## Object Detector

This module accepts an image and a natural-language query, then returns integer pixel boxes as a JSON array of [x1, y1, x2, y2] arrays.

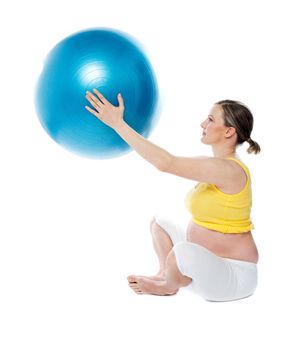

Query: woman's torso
[[185, 157, 259, 263], [186, 220, 259, 263]]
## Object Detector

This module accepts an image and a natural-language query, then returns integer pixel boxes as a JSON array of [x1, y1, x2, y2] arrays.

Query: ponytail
[[246, 138, 261, 154]]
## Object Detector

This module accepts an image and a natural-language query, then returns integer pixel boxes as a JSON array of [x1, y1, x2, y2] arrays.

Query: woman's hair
[[216, 100, 261, 154]]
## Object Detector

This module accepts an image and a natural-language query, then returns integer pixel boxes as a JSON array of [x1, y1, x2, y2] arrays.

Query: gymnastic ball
[[35, 28, 159, 159]]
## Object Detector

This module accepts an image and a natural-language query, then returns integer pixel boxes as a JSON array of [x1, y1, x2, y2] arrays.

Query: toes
[[127, 275, 135, 283], [127, 275, 138, 283], [129, 283, 140, 290], [133, 288, 143, 294], [127, 275, 143, 294], [128, 283, 142, 294], [134, 276, 144, 286]]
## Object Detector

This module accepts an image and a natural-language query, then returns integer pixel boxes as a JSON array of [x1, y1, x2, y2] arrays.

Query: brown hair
[[216, 100, 261, 154]]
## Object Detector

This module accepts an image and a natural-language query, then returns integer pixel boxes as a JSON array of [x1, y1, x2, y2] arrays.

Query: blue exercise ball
[[35, 28, 159, 159]]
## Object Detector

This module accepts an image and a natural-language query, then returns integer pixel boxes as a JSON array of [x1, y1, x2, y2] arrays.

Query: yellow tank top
[[185, 157, 254, 234]]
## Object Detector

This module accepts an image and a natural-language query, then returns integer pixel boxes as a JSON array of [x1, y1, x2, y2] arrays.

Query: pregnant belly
[[186, 221, 259, 263]]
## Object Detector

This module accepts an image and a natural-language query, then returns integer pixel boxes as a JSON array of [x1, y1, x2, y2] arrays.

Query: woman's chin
[[200, 136, 208, 144]]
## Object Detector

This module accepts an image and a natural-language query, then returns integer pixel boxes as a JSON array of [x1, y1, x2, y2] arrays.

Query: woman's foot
[[127, 275, 178, 296], [134, 273, 166, 281]]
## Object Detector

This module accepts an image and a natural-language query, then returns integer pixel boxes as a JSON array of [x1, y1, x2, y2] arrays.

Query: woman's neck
[[212, 145, 237, 158]]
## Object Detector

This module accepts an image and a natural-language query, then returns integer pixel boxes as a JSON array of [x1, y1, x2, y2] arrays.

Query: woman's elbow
[[156, 153, 173, 173]]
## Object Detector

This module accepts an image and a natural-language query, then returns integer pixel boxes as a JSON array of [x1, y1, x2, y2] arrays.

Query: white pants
[[154, 215, 258, 302]]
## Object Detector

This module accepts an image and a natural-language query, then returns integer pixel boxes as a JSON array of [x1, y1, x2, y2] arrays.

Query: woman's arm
[[85, 89, 239, 187], [113, 121, 172, 171]]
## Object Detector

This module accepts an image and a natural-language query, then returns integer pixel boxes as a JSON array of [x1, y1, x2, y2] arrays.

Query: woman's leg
[[128, 220, 258, 299], [128, 217, 192, 295], [150, 218, 174, 277], [128, 218, 174, 284], [135, 215, 186, 280], [172, 241, 258, 301]]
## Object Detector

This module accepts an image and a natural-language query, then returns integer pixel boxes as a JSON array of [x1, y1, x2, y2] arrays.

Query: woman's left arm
[[85, 89, 238, 187], [85, 89, 172, 171]]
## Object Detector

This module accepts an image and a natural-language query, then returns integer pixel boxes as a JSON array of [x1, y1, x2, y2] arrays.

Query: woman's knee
[[150, 216, 165, 232], [150, 217, 157, 234], [150, 216, 167, 236]]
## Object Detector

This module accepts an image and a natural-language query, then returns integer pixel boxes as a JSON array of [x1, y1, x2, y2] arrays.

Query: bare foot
[[134, 274, 166, 281], [127, 275, 178, 296]]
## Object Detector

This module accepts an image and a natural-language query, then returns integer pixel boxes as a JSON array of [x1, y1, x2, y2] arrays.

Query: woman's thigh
[[173, 241, 258, 302], [154, 215, 187, 245]]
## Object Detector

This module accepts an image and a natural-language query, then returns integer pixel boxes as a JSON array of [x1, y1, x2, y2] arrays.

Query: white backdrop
[[1, 0, 290, 349]]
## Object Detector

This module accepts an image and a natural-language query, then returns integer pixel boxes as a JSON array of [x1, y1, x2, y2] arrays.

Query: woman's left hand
[[85, 89, 125, 130]]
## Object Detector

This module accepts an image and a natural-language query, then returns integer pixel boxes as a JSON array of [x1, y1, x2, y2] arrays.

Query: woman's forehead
[[209, 104, 224, 118]]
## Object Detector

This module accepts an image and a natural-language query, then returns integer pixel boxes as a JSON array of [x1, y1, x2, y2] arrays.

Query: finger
[[93, 88, 109, 105], [86, 94, 101, 112], [86, 92, 102, 109], [117, 93, 124, 109], [85, 105, 100, 118]]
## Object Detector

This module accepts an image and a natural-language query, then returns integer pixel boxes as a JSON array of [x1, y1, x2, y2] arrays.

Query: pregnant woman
[[85, 89, 260, 302]]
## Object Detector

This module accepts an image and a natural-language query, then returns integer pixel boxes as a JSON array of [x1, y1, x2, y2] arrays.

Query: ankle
[[157, 270, 166, 278], [161, 280, 179, 294]]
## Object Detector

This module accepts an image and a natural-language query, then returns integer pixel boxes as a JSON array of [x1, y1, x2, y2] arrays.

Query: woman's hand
[[85, 88, 172, 170], [85, 89, 125, 130]]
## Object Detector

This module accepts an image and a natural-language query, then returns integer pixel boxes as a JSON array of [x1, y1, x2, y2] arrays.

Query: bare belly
[[186, 221, 259, 263]]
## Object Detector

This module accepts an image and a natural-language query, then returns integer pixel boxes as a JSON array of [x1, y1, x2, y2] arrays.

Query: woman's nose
[[200, 119, 207, 128]]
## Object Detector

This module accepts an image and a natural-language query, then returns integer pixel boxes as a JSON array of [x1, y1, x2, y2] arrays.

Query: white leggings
[[154, 215, 258, 302]]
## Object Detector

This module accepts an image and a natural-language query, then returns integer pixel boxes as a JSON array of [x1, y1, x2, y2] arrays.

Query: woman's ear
[[225, 126, 236, 139]]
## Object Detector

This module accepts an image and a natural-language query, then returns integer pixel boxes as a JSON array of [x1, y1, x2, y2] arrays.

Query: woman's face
[[200, 104, 230, 145]]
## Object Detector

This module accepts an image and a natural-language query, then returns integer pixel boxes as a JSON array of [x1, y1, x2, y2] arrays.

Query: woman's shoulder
[[226, 156, 250, 176], [217, 157, 250, 194]]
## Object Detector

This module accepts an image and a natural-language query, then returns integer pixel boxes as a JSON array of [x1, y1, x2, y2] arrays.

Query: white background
[[1, 0, 290, 349]]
